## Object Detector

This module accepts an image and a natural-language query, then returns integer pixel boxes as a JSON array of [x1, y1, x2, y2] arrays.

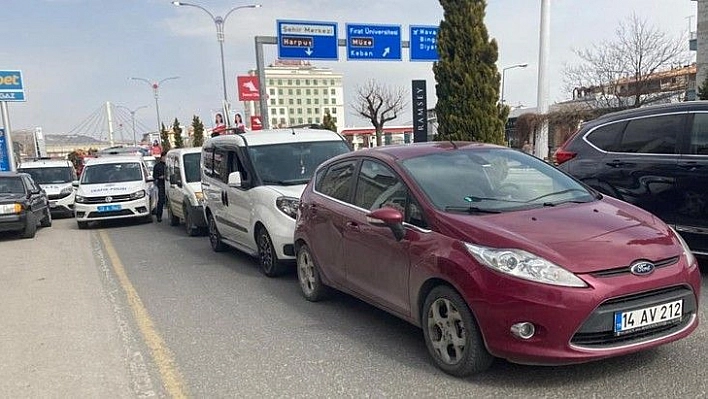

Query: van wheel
[[168, 204, 179, 226], [422, 286, 494, 377], [257, 226, 284, 277], [208, 213, 226, 252], [184, 206, 199, 237], [40, 208, 52, 227], [21, 213, 37, 239]]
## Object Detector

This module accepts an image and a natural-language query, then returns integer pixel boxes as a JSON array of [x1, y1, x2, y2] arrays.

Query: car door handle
[[678, 162, 704, 169], [605, 160, 628, 167], [345, 221, 359, 230]]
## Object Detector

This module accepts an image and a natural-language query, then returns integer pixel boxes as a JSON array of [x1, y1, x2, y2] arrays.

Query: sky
[[2, 0, 698, 138]]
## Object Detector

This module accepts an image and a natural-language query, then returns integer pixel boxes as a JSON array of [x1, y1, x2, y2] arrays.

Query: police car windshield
[[19, 167, 73, 184], [81, 163, 143, 184]]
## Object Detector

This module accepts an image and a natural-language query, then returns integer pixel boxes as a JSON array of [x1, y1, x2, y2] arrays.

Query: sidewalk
[[0, 219, 136, 398]]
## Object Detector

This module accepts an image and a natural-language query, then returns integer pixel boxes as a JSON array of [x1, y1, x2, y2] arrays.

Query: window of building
[[314, 89, 319, 95], [330, 88, 336, 95], [279, 109, 285, 115], [324, 98, 329, 105], [315, 108, 320, 114], [278, 99, 284, 105], [278, 89, 283, 95], [270, 99, 276, 105], [306, 99, 311, 105], [296, 89, 302, 95], [332, 108, 337, 114], [307, 117, 313, 123], [305, 79, 310, 85], [278, 79, 283, 85], [313, 80, 318, 86], [306, 89, 311, 95], [288, 89, 293, 95], [287, 79, 292, 85], [307, 108, 312, 114], [271, 118, 278, 126], [271, 108, 277, 115], [298, 117, 304, 124], [296, 79, 301, 86], [289, 108, 295, 115], [315, 117, 321, 123], [331, 98, 336, 105], [288, 99, 294, 105], [297, 108, 303, 114], [297, 98, 302, 105], [269, 88, 275, 95], [330, 79, 335, 86], [268, 79, 274, 86], [314, 98, 320, 105], [333, 117, 338, 123], [289, 118, 295, 125]]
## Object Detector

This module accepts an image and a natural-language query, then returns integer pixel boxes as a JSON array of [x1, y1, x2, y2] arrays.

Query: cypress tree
[[433, 0, 507, 144], [191, 115, 205, 147], [172, 118, 184, 148], [320, 109, 337, 132], [160, 123, 171, 152]]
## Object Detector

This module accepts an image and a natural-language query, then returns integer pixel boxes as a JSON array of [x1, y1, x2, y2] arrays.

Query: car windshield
[[400, 148, 596, 213], [18, 167, 74, 184], [0, 177, 25, 194], [81, 162, 144, 184], [248, 140, 350, 185], [183, 153, 201, 183]]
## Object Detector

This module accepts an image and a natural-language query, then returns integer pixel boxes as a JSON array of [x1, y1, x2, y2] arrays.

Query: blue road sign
[[346, 24, 402, 61], [410, 26, 439, 61], [277, 20, 338, 61], [0, 70, 26, 102], [0, 129, 9, 171]]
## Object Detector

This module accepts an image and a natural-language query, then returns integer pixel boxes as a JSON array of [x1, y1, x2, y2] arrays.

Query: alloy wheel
[[427, 298, 467, 365]]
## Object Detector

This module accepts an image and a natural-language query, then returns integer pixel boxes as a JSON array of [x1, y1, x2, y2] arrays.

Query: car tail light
[[554, 148, 577, 165]]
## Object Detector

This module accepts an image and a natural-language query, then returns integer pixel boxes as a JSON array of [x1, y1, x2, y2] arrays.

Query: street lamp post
[[172, 1, 261, 127], [117, 105, 149, 146], [501, 63, 529, 106], [130, 76, 179, 139]]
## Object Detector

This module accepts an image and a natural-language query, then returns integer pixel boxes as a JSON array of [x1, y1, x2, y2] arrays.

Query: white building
[[244, 60, 345, 130]]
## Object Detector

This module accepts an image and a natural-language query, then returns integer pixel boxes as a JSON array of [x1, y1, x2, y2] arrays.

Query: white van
[[201, 128, 350, 276], [73, 155, 156, 229], [165, 147, 207, 236], [18, 159, 77, 217]]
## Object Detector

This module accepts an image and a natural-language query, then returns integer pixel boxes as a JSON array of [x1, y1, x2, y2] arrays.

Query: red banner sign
[[250, 115, 263, 131], [237, 76, 260, 101]]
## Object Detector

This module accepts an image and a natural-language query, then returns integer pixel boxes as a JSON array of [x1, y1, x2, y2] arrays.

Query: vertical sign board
[[0, 129, 9, 171], [346, 24, 402, 61], [409, 26, 439, 62], [277, 20, 339, 61], [237, 76, 260, 101], [412, 80, 428, 142], [0, 70, 25, 101]]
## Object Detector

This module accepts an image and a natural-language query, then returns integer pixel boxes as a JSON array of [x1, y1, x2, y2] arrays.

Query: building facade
[[244, 60, 345, 131]]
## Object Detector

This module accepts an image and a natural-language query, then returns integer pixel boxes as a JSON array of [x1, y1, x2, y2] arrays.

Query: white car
[[73, 155, 156, 229], [165, 147, 207, 236], [201, 128, 351, 276], [18, 159, 77, 217]]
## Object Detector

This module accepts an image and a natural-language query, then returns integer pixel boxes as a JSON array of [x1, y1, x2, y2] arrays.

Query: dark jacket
[[153, 161, 167, 187]]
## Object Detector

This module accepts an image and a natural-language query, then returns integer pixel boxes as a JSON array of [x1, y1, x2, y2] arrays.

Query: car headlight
[[130, 190, 146, 200], [75, 195, 87, 203], [194, 191, 205, 204], [276, 196, 300, 219], [464, 243, 587, 288], [0, 203, 23, 214], [670, 227, 697, 267]]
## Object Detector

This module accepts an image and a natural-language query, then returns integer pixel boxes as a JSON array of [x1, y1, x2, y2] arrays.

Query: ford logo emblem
[[105, 196, 113, 203], [630, 261, 655, 276]]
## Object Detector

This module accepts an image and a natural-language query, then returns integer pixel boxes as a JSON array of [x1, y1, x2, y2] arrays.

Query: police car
[[18, 159, 77, 217]]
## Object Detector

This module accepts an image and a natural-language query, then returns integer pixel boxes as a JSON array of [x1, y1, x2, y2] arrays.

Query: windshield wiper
[[262, 178, 310, 186], [525, 188, 589, 203], [464, 195, 526, 204], [444, 206, 502, 214]]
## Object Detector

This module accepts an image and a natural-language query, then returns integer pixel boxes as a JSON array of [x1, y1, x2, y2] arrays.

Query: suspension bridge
[[67, 102, 156, 145]]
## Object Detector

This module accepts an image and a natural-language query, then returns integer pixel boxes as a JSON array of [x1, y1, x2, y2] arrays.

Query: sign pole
[[1, 101, 17, 171]]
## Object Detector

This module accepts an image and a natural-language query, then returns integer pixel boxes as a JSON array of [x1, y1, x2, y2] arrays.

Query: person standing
[[152, 151, 167, 222]]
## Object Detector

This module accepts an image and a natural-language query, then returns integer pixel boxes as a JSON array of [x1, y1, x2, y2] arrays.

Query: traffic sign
[[277, 20, 338, 61], [0, 70, 26, 102], [346, 24, 401, 61], [0, 129, 10, 171], [410, 26, 439, 61]]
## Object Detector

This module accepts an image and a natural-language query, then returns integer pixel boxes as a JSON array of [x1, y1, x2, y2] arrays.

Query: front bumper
[[466, 255, 701, 365], [0, 212, 28, 233], [74, 197, 151, 221]]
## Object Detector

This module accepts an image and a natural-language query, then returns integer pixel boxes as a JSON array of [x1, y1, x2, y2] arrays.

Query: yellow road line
[[98, 230, 188, 399]]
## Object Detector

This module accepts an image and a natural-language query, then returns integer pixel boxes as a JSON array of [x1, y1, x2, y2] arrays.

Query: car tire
[[184, 206, 199, 237], [208, 213, 226, 252], [40, 208, 52, 227], [21, 213, 37, 239], [168, 203, 179, 226], [422, 286, 493, 377], [296, 244, 330, 301], [257, 226, 284, 277], [77, 221, 89, 230]]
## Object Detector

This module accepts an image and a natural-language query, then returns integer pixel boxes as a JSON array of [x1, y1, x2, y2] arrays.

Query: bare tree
[[353, 80, 407, 146], [565, 13, 688, 109]]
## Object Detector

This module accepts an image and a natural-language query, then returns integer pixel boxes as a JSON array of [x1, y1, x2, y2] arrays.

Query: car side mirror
[[228, 172, 242, 188], [72, 180, 79, 187], [367, 207, 406, 241]]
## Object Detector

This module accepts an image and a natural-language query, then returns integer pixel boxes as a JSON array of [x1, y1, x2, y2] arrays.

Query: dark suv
[[0, 172, 52, 238], [555, 102, 708, 257]]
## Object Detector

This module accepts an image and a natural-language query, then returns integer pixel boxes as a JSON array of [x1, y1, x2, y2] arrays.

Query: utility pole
[[535, 0, 551, 160]]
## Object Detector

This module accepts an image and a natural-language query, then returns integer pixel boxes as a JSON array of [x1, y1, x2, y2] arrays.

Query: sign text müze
[[0, 70, 26, 102], [412, 80, 428, 142], [346, 24, 402, 61]]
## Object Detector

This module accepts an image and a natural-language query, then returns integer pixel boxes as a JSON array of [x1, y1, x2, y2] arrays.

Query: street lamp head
[[171, 1, 182, 5], [518, 63, 529, 68]]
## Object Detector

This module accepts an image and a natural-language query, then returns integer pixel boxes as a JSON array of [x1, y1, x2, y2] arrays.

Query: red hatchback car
[[293, 142, 701, 377]]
